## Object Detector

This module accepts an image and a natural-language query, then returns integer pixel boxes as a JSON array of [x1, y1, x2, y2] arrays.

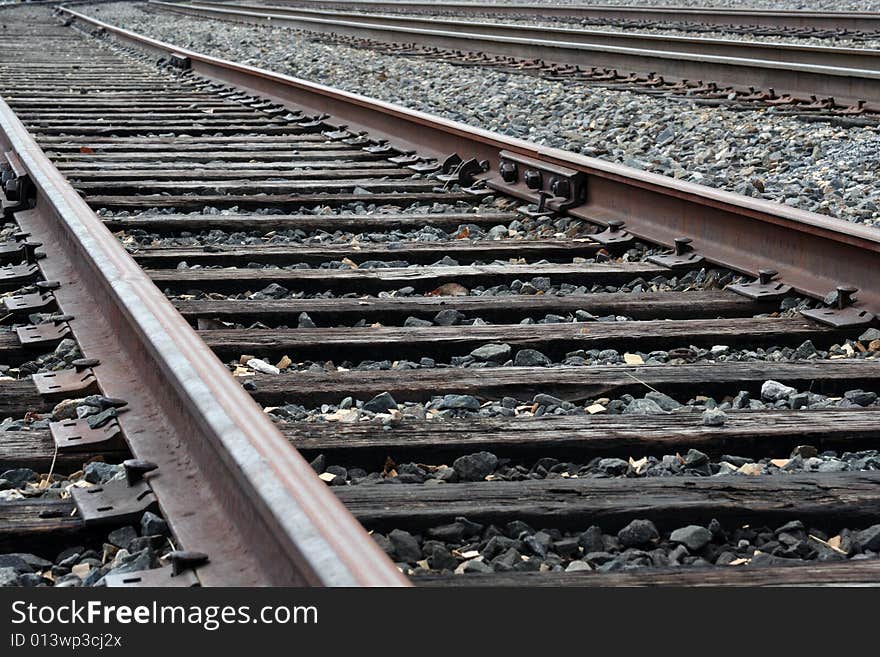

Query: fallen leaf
[[79, 146, 94, 154], [737, 462, 763, 476], [629, 456, 648, 474], [809, 534, 847, 555], [71, 563, 91, 579], [239, 354, 255, 365], [341, 257, 359, 269], [427, 282, 469, 296], [770, 458, 790, 468], [454, 226, 470, 239], [276, 355, 292, 370]]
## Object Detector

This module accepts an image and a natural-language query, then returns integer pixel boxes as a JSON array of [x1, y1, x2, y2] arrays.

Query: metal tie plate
[[0, 263, 39, 283], [2, 291, 56, 313], [32, 368, 98, 396], [70, 477, 158, 526], [104, 566, 199, 588], [16, 322, 70, 346], [50, 418, 124, 451]]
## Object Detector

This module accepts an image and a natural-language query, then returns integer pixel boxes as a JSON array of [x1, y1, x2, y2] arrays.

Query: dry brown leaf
[[341, 257, 359, 269], [427, 282, 469, 296], [79, 146, 94, 154], [738, 462, 763, 475], [276, 355, 292, 370]]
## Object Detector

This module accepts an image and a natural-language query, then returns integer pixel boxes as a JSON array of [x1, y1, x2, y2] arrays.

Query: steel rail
[[149, 1, 880, 109], [211, 0, 880, 32], [188, 0, 880, 72], [59, 5, 880, 320], [0, 82, 407, 586]]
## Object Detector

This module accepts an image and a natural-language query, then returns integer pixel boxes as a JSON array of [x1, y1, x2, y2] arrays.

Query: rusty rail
[[148, 1, 880, 111], [210, 0, 880, 32], [59, 5, 880, 322], [0, 73, 407, 587], [185, 1, 880, 72]]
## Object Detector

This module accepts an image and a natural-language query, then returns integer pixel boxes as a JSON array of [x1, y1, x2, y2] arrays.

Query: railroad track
[[149, 1, 880, 119], [0, 3, 879, 587], [214, 1, 880, 35]]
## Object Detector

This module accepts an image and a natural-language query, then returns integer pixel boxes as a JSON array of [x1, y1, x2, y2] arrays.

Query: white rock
[[246, 358, 280, 375]]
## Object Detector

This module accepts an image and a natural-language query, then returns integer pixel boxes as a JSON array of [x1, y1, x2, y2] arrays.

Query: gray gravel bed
[[304, 5, 880, 48], [165, 266, 747, 303], [333, 0, 880, 10], [85, 3, 880, 228], [263, 375, 880, 425], [373, 516, 880, 577], [235, 331, 868, 374], [311, 445, 880, 488], [0, 508, 172, 587]]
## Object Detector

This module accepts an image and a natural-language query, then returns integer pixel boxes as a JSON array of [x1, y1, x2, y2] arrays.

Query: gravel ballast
[[83, 3, 880, 229], [372, 516, 880, 577]]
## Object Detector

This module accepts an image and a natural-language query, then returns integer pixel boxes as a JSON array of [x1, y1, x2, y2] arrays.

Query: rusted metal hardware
[[2, 290, 57, 313], [50, 418, 126, 451], [70, 459, 159, 526], [58, 7, 880, 319], [148, 1, 880, 110], [728, 269, 793, 301], [0, 89, 407, 587], [228, 1, 880, 34], [647, 237, 705, 269], [487, 150, 587, 212], [15, 318, 72, 346], [169, 53, 190, 69], [0, 236, 42, 265], [590, 220, 635, 249], [801, 286, 876, 328], [104, 551, 207, 587], [0, 262, 39, 285], [32, 367, 99, 396]]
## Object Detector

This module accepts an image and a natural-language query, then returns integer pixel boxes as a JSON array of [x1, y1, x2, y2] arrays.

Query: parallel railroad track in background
[[0, 3, 879, 587], [148, 1, 880, 121], [211, 0, 880, 35]]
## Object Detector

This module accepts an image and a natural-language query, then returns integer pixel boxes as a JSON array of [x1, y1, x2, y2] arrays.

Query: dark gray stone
[[0, 567, 19, 587], [0, 554, 33, 574], [438, 394, 481, 411], [140, 511, 169, 537], [453, 452, 498, 481], [427, 544, 457, 571], [844, 390, 878, 407], [670, 525, 713, 551], [0, 468, 37, 489], [513, 349, 551, 367], [645, 391, 681, 411], [623, 398, 665, 415], [617, 519, 659, 548], [363, 391, 397, 413], [108, 526, 138, 549], [388, 529, 421, 562], [761, 379, 796, 401], [83, 462, 123, 485], [434, 309, 465, 326], [470, 343, 511, 362], [855, 524, 880, 552]]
